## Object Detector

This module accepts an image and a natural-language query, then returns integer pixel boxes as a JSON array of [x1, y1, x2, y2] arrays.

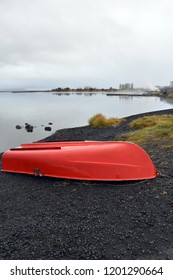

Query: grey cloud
[[0, 0, 173, 89]]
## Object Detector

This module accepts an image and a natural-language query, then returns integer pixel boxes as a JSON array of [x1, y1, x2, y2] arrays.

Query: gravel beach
[[0, 109, 173, 260]]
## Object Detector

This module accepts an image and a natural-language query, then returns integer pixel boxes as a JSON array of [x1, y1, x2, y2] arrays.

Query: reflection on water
[[164, 96, 173, 105], [0, 91, 172, 152]]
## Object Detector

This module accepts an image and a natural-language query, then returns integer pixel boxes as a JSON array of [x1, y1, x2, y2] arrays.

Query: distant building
[[119, 83, 134, 90], [161, 87, 173, 94], [160, 81, 173, 94]]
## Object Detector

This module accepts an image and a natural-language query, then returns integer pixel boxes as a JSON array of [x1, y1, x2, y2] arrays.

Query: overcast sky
[[0, 0, 173, 90]]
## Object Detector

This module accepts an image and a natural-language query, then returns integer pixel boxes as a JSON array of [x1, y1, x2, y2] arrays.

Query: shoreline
[[1, 108, 173, 159], [0, 108, 173, 260], [41, 108, 173, 143]]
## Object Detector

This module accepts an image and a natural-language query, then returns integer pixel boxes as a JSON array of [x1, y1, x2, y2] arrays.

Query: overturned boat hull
[[1, 141, 157, 181]]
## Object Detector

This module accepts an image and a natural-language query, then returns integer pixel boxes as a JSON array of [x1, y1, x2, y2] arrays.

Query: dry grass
[[124, 114, 173, 144], [88, 113, 124, 127]]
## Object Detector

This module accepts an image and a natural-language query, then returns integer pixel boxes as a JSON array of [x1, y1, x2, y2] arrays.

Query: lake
[[0, 91, 172, 152]]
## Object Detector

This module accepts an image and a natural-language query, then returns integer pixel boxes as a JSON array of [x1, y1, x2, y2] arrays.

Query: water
[[0, 91, 172, 152]]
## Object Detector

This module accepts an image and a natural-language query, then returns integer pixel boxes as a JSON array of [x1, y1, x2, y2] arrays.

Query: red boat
[[1, 141, 157, 181]]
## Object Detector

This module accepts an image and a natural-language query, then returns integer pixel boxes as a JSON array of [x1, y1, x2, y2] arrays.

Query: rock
[[44, 127, 52, 131], [15, 125, 22, 129]]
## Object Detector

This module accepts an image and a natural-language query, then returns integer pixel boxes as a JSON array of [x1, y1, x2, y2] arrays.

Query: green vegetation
[[51, 86, 118, 92], [88, 113, 124, 127], [147, 90, 160, 95], [129, 115, 159, 129], [124, 115, 173, 144]]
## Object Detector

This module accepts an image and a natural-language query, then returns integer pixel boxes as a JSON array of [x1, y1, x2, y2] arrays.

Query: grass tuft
[[129, 116, 159, 129], [123, 114, 173, 144], [88, 113, 124, 127]]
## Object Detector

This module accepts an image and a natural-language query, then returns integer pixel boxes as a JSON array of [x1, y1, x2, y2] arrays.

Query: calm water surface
[[0, 91, 172, 152]]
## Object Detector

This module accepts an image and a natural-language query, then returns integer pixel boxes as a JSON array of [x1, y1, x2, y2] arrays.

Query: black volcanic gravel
[[0, 109, 173, 260]]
